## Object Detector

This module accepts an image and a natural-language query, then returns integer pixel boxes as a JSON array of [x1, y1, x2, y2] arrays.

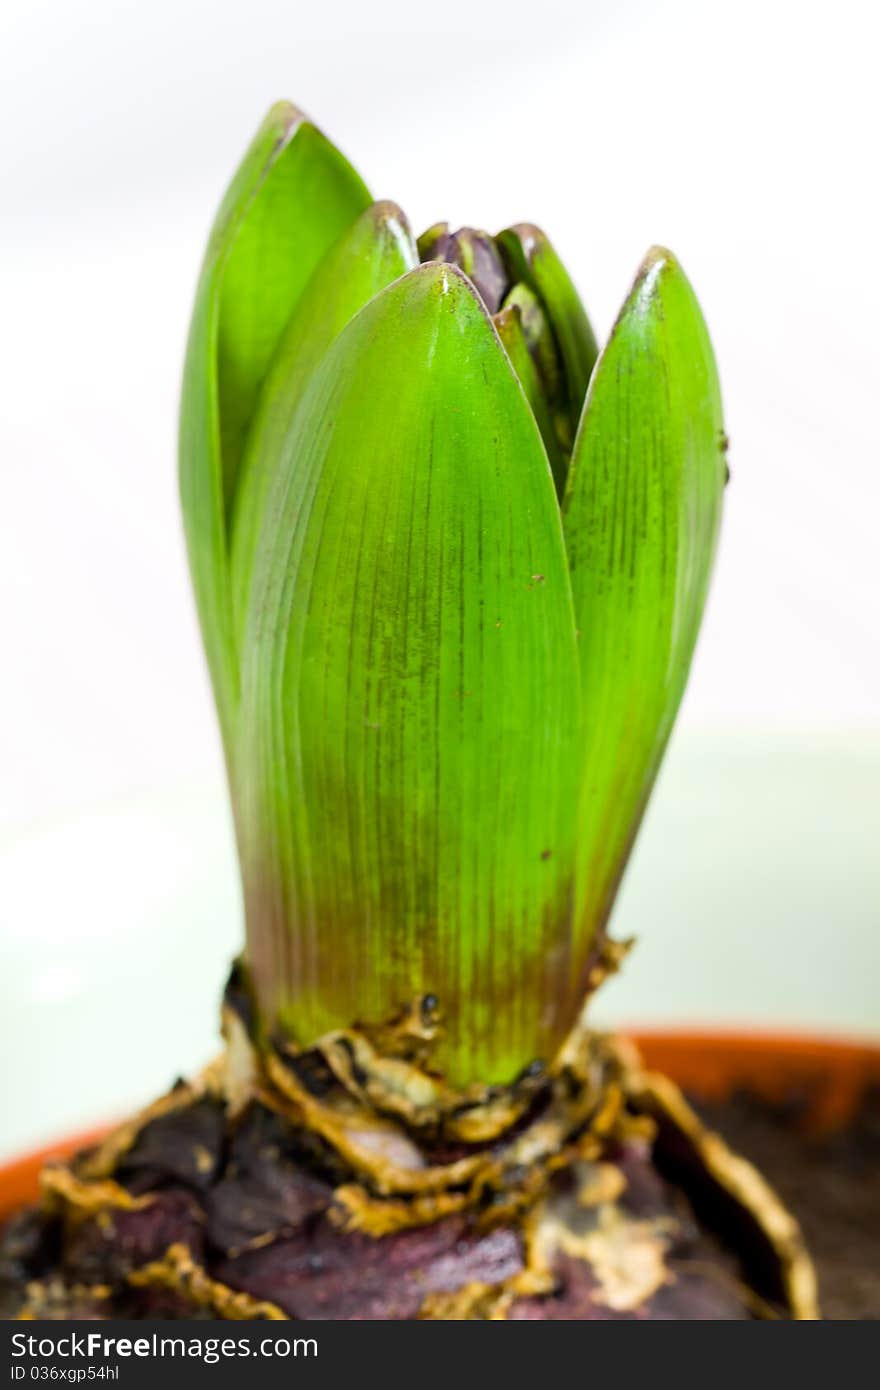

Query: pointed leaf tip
[[179, 106, 371, 758], [616, 246, 686, 326], [497, 223, 598, 451], [265, 98, 305, 130], [230, 197, 418, 647]]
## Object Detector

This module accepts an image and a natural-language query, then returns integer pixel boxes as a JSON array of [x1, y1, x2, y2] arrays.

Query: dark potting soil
[[2, 1084, 876, 1319], [690, 1087, 880, 1320]]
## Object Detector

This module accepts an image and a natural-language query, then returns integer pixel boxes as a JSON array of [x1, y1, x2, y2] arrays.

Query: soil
[[690, 1087, 880, 1320], [2, 1062, 875, 1319]]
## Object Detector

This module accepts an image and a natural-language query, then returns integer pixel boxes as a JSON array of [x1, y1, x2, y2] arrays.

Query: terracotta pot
[[633, 1028, 880, 1135], [0, 1125, 108, 1224], [2, 1030, 877, 1226]]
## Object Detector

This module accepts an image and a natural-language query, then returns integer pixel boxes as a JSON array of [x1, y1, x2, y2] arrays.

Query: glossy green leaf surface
[[239, 263, 582, 1084], [229, 201, 418, 651], [179, 103, 370, 753], [494, 304, 566, 497], [498, 224, 599, 450], [562, 247, 726, 961]]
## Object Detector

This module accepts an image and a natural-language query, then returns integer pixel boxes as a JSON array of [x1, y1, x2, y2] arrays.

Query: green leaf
[[562, 247, 726, 954], [416, 221, 448, 259], [229, 201, 418, 650], [497, 223, 599, 450], [179, 102, 370, 754], [493, 303, 567, 497], [239, 263, 582, 1085]]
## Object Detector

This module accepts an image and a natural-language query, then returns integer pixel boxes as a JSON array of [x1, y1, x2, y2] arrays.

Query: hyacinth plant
[[180, 101, 725, 1085], [2, 102, 818, 1322]]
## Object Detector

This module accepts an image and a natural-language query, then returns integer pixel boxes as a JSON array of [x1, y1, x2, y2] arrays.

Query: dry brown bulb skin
[[0, 967, 817, 1321]]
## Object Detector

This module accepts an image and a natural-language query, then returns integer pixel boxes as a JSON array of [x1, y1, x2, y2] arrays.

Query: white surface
[[2, 731, 877, 1161], [0, 783, 240, 1160]]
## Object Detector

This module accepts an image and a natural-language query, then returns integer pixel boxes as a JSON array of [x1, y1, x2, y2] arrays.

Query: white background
[[1, 0, 878, 1153]]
